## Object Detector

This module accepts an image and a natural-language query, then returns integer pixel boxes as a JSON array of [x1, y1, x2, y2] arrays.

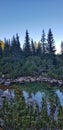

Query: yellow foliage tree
[[0, 40, 4, 49]]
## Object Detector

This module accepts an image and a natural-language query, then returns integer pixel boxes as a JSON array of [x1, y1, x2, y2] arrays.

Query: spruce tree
[[47, 28, 56, 55], [16, 33, 20, 49], [41, 29, 46, 54], [31, 39, 35, 55], [61, 41, 63, 55], [11, 35, 16, 50], [37, 42, 42, 55], [0, 43, 3, 58], [23, 30, 30, 56], [11, 35, 17, 59], [16, 33, 22, 57], [4, 38, 10, 57], [11, 34, 22, 60]]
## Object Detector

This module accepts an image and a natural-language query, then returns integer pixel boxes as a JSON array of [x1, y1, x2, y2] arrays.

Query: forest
[[0, 28, 63, 79], [0, 29, 63, 130]]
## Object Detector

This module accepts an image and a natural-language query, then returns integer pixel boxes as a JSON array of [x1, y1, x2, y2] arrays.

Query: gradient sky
[[0, 0, 63, 53]]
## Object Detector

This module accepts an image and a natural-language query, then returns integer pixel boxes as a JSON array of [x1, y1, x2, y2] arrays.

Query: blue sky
[[0, 0, 63, 53]]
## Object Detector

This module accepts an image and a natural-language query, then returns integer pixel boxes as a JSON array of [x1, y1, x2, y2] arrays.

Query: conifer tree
[[47, 28, 56, 55], [16, 33, 22, 56], [16, 33, 20, 49], [4, 38, 10, 57], [61, 41, 63, 55], [37, 42, 42, 55], [11, 35, 18, 59], [41, 29, 46, 54], [31, 39, 35, 55], [23, 30, 30, 56], [0, 43, 3, 58]]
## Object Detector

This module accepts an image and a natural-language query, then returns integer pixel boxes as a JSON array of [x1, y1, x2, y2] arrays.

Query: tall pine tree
[[31, 39, 36, 55], [16, 33, 22, 57], [11, 35, 16, 54], [23, 30, 30, 57], [4, 38, 10, 57], [61, 41, 63, 55], [47, 28, 56, 55], [41, 29, 46, 54], [0, 43, 3, 58], [37, 42, 42, 56]]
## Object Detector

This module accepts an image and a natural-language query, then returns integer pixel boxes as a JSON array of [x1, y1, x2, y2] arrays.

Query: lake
[[0, 83, 63, 108], [0, 83, 63, 129]]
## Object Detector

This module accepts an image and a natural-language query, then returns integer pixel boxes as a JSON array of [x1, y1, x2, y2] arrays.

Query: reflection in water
[[0, 84, 63, 129], [23, 89, 63, 107], [0, 85, 63, 109], [3, 89, 14, 98], [23, 91, 45, 108], [0, 85, 63, 117], [0, 88, 14, 106], [23, 88, 63, 120], [56, 89, 63, 106]]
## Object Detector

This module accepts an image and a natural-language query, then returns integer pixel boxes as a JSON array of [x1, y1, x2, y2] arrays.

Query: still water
[[0, 83, 63, 107], [0, 83, 63, 129], [22, 83, 63, 108]]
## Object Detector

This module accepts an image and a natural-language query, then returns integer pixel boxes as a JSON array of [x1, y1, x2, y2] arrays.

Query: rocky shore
[[0, 76, 63, 87]]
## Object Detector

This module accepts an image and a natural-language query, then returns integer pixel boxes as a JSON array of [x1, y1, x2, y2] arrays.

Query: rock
[[0, 90, 3, 96], [0, 79, 5, 84], [1, 95, 6, 99], [0, 76, 63, 87], [4, 81, 11, 87], [2, 74, 5, 78], [30, 78, 35, 82], [4, 79, 11, 86], [0, 118, 4, 127], [0, 97, 3, 107]]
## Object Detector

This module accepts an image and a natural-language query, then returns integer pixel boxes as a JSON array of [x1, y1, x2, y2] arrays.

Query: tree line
[[0, 28, 61, 59]]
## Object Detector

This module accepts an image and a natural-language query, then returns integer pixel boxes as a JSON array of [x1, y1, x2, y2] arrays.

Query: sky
[[0, 0, 63, 53]]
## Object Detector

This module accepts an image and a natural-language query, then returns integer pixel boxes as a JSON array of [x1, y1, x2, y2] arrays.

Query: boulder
[[0, 90, 3, 96], [0, 118, 4, 127], [4, 81, 11, 87]]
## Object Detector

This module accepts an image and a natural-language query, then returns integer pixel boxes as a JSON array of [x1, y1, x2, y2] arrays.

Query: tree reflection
[[0, 83, 63, 129]]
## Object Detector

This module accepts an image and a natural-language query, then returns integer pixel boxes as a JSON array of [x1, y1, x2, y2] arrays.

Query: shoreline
[[0, 76, 63, 87]]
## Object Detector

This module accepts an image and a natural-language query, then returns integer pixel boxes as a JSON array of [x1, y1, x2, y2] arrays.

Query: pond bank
[[0, 76, 63, 87]]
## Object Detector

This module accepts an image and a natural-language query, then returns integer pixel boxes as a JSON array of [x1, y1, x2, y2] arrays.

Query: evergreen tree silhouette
[[47, 28, 56, 55], [23, 30, 30, 57]]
